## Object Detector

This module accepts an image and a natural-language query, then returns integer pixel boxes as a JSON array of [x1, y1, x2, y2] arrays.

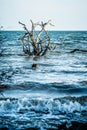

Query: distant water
[[0, 31, 87, 130]]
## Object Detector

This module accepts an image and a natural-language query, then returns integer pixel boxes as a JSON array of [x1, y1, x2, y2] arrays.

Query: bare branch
[[19, 20, 55, 56]]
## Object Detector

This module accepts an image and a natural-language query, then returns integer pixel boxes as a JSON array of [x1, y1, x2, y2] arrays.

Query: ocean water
[[0, 31, 87, 130]]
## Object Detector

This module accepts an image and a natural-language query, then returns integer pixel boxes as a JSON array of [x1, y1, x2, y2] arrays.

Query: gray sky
[[0, 0, 87, 30]]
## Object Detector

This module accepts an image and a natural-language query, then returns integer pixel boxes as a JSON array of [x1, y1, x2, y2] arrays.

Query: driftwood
[[70, 49, 87, 53], [19, 20, 55, 56]]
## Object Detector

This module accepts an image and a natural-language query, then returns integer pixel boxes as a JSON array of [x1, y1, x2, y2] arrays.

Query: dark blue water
[[0, 31, 87, 130]]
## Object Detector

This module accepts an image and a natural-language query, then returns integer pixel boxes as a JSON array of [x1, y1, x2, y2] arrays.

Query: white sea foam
[[0, 96, 87, 115]]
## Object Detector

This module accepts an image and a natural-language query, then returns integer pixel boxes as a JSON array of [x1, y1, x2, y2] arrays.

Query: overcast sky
[[0, 0, 87, 30]]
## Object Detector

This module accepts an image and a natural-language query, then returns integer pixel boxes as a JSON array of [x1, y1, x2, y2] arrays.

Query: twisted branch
[[19, 20, 55, 56]]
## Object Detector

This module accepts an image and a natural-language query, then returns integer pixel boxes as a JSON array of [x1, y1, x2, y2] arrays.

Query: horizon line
[[1, 29, 87, 32]]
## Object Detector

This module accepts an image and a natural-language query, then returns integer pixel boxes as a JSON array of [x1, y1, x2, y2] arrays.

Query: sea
[[0, 31, 87, 130]]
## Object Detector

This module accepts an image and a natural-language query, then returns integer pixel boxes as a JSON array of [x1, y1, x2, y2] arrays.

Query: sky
[[0, 0, 87, 30]]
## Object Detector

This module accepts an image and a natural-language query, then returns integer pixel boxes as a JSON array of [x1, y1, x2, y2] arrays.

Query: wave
[[0, 96, 87, 129], [1, 82, 87, 97], [80, 80, 87, 86]]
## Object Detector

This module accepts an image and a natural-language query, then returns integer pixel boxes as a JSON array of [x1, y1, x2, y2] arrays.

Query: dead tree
[[0, 26, 3, 30], [19, 20, 55, 56]]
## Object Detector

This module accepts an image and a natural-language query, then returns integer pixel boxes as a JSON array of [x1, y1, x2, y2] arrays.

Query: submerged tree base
[[32, 64, 38, 69]]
